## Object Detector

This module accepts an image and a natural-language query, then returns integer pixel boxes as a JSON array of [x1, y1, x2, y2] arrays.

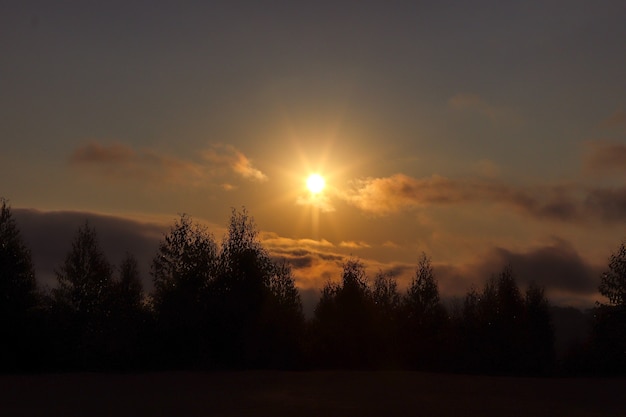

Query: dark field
[[1, 371, 625, 417]]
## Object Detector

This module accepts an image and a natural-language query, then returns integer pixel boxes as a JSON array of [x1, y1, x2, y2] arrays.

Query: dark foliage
[[150, 214, 218, 368], [49, 222, 117, 369], [451, 265, 556, 375], [598, 242, 626, 307], [0, 199, 40, 371], [523, 282, 555, 374], [211, 208, 304, 369], [0, 198, 621, 375], [108, 253, 149, 369], [589, 242, 626, 374], [400, 253, 448, 370], [311, 259, 378, 368]]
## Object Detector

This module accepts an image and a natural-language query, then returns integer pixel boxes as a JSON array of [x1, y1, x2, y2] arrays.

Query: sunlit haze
[[1, 1, 625, 310], [306, 174, 326, 194]]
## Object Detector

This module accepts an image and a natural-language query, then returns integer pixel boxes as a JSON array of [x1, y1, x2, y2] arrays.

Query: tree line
[[1, 198, 624, 374]]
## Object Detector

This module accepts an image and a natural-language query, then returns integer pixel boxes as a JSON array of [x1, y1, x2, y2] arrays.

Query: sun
[[306, 173, 326, 194]]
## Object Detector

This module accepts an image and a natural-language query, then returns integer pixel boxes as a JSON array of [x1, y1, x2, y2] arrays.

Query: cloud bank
[[435, 238, 603, 308], [13, 208, 168, 290], [11, 209, 604, 310], [345, 173, 626, 223]]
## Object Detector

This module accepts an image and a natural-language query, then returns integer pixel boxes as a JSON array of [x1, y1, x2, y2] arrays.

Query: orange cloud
[[260, 233, 335, 249], [202, 144, 267, 182], [261, 234, 343, 288], [339, 241, 371, 249], [345, 173, 626, 223]]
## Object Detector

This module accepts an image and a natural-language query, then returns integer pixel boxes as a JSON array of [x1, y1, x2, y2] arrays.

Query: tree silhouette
[[400, 253, 448, 370], [593, 242, 626, 374], [0, 202, 578, 373], [455, 265, 555, 374], [0, 198, 40, 371], [52, 221, 115, 368], [372, 271, 401, 312], [212, 208, 303, 368], [371, 271, 401, 368], [264, 261, 305, 367], [493, 265, 525, 372], [599, 242, 626, 307], [150, 214, 218, 368], [474, 266, 525, 373], [523, 282, 555, 374], [116, 253, 143, 311], [53, 222, 113, 315], [456, 285, 482, 371], [109, 253, 146, 369], [312, 259, 377, 368]]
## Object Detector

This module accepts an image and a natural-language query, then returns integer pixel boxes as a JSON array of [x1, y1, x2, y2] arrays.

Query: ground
[[1, 371, 625, 416]]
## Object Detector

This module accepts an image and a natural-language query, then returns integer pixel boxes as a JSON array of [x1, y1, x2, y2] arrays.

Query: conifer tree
[[0, 198, 39, 370]]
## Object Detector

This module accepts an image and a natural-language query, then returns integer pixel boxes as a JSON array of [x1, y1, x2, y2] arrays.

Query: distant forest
[[1, 198, 625, 375]]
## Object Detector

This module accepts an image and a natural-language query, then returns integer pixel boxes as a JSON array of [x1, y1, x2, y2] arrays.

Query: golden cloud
[[339, 241, 372, 249], [202, 144, 267, 182]]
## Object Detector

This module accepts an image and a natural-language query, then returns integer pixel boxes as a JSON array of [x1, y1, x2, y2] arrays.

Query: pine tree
[[0, 198, 39, 370], [401, 253, 447, 370]]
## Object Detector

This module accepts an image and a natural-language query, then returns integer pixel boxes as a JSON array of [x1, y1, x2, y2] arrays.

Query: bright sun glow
[[306, 173, 326, 194]]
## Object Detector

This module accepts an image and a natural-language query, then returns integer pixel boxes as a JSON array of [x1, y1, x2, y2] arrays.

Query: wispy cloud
[[583, 140, 626, 176], [69, 142, 206, 185], [260, 233, 335, 249], [448, 93, 522, 125], [69, 141, 267, 186], [202, 144, 267, 182], [345, 173, 626, 224], [339, 241, 371, 249]]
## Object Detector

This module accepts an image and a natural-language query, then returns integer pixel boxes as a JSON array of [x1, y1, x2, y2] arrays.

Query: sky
[[1, 1, 625, 310]]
